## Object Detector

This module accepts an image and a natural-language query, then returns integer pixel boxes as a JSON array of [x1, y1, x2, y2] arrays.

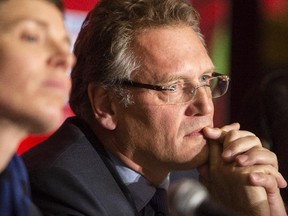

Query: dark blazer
[[22, 117, 139, 216]]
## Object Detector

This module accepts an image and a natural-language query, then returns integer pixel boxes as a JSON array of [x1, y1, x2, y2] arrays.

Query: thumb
[[208, 138, 223, 168], [203, 123, 240, 142], [203, 127, 223, 140]]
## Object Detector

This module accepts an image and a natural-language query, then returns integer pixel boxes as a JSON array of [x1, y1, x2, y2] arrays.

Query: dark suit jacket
[[22, 117, 139, 216]]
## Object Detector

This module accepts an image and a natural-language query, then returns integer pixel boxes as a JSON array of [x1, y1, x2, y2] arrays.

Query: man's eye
[[167, 83, 178, 91], [200, 75, 211, 82]]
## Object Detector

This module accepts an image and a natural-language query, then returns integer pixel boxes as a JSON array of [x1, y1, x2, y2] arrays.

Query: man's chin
[[172, 153, 209, 171]]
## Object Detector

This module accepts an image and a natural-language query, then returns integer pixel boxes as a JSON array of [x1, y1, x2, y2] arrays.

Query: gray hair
[[70, 0, 204, 123]]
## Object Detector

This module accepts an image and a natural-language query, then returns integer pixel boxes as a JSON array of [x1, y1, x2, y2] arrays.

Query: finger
[[202, 127, 226, 168], [249, 173, 287, 216], [245, 165, 287, 188], [203, 123, 240, 141], [208, 139, 223, 169], [197, 164, 211, 188], [203, 127, 227, 172], [249, 173, 280, 191], [235, 148, 278, 169], [221, 131, 262, 161], [203, 127, 225, 141], [221, 122, 240, 132], [197, 164, 210, 180]]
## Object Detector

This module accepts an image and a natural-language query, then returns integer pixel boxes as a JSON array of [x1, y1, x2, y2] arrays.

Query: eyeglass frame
[[118, 72, 230, 104]]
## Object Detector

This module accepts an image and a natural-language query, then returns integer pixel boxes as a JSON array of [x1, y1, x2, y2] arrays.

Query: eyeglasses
[[120, 72, 230, 105]]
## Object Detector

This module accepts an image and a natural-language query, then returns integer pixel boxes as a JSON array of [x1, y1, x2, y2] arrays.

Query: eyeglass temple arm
[[121, 80, 173, 91]]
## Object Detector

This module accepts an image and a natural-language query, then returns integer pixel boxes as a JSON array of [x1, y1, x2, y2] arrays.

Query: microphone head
[[168, 179, 209, 216]]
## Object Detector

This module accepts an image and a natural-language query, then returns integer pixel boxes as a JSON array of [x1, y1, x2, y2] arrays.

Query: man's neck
[[106, 145, 169, 186]]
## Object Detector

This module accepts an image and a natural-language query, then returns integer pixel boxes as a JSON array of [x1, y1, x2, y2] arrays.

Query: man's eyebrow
[[166, 67, 216, 82], [203, 66, 216, 74]]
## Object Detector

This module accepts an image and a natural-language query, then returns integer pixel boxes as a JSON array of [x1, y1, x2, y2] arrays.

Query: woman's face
[[0, 0, 75, 133]]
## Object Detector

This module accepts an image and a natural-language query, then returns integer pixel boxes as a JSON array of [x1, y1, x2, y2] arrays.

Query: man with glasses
[[23, 0, 287, 215]]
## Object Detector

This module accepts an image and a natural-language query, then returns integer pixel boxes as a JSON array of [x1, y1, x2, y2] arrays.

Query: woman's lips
[[43, 79, 66, 89]]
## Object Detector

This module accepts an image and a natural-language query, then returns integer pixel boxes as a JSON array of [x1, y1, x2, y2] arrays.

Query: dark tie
[[149, 188, 168, 216]]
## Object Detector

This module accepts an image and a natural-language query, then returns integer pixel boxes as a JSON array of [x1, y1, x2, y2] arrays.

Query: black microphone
[[168, 179, 239, 216]]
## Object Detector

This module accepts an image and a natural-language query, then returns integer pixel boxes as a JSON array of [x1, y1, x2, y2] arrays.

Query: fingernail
[[250, 173, 262, 182], [222, 150, 232, 158], [204, 126, 213, 132], [237, 155, 248, 164]]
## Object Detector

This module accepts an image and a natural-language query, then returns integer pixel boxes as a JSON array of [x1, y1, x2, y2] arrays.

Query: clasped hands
[[198, 123, 287, 216]]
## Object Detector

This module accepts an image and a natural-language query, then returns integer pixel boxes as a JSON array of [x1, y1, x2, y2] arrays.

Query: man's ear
[[87, 83, 117, 130]]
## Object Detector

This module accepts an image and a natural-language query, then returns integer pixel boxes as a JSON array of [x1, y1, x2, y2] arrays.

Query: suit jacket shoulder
[[22, 117, 137, 216]]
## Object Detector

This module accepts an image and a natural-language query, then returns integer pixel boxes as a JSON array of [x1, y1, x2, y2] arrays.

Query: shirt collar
[[108, 153, 170, 211]]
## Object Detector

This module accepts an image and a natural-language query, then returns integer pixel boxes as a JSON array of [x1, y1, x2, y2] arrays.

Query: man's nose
[[188, 86, 214, 115]]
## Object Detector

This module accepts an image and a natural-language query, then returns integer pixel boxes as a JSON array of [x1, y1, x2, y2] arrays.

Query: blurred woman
[[0, 0, 75, 215]]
